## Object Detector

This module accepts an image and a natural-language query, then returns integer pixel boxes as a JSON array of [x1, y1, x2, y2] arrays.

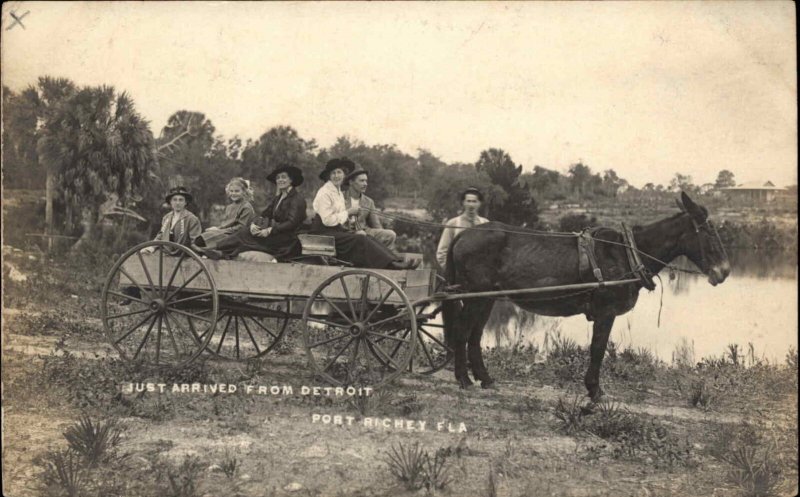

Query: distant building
[[719, 181, 786, 203]]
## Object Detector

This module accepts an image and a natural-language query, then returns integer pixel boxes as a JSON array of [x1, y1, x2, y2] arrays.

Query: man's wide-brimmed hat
[[267, 165, 304, 187], [344, 167, 369, 183], [165, 186, 193, 203], [319, 158, 355, 181]]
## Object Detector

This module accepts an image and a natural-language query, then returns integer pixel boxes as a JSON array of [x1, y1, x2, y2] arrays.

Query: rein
[[363, 207, 709, 277]]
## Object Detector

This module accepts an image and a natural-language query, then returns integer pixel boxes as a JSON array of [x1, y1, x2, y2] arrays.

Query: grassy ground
[[2, 246, 798, 497]]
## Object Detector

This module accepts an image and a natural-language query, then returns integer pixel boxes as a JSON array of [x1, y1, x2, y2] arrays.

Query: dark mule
[[442, 192, 731, 399]]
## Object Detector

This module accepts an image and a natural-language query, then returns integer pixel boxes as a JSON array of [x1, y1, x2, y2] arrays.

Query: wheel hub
[[349, 323, 365, 337], [149, 299, 167, 313]]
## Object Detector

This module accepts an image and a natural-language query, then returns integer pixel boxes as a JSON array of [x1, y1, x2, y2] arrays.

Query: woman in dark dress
[[311, 158, 417, 270], [202, 165, 307, 261]]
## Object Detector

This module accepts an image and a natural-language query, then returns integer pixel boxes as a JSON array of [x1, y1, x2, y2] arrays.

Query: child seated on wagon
[[193, 177, 255, 251], [140, 186, 203, 255]]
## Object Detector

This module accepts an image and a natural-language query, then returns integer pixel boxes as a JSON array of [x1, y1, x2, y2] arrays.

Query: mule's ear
[[675, 197, 687, 213], [681, 191, 706, 219]]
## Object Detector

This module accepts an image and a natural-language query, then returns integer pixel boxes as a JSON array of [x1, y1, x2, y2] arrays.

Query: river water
[[478, 250, 798, 364]]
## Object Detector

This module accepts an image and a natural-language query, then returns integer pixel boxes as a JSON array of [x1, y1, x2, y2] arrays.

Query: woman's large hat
[[267, 165, 304, 187], [319, 158, 355, 181], [165, 186, 193, 203]]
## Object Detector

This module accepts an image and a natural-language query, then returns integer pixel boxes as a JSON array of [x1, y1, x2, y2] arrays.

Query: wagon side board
[[119, 255, 434, 304]]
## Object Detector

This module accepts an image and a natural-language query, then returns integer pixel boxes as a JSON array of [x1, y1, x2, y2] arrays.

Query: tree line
[[3, 76, 746, 251]]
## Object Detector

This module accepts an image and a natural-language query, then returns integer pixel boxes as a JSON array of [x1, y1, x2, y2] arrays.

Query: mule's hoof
[[457, 377, 473, 389], [480, 378, 497, 389]]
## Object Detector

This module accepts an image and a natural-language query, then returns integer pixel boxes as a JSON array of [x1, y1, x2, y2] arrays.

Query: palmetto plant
[[62, 415, 124, 467], [384, 442, 427, 490], [40, 449, 86, 497]]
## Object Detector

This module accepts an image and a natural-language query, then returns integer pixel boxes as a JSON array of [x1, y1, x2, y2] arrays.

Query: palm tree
[[37, 85, 157, 249], [19, 77, 78, 250]]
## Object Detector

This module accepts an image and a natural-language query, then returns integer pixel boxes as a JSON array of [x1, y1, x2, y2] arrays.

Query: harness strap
[[578, 228, 604, 284], [622, 222, 656, 291]]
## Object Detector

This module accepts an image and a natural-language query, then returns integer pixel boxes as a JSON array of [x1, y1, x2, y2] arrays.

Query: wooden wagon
[[101, 240, 451, 388]]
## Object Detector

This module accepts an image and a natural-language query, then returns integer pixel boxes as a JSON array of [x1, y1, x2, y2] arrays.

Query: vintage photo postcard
[[2, 2, 797, 496]]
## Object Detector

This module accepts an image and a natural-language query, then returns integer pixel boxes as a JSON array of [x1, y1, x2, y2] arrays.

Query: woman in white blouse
[[311, 158, 418, 270]]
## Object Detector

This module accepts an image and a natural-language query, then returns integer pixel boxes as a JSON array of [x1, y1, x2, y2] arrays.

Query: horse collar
[[622, 223, 656, 291]]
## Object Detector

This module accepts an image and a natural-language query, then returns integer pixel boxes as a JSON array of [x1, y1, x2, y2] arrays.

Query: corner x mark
[[7, 10, 30, 31]]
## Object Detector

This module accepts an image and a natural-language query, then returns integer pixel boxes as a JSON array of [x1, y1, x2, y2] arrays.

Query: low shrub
[[63, 416, 125, 468]]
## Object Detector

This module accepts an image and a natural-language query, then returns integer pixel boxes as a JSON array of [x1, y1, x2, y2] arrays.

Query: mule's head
[[675, 192, 731, 286]]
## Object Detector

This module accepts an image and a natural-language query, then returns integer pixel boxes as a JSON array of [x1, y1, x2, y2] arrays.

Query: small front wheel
[[302, 270, 417, 388]]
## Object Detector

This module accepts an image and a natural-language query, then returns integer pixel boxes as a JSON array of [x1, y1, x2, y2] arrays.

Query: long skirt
[[194, 229, 231, 250], [213, 226, 301, 261], [311, 223, 399, 269]]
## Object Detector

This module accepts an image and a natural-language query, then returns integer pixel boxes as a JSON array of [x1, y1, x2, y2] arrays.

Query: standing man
[[343, 166, 397, 249], [436, 187, 489, 270]]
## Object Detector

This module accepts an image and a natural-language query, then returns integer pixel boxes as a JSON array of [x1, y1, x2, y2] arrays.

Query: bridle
[[687, 215, 728, 273]]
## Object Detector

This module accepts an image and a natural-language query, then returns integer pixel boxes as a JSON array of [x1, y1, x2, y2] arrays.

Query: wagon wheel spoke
[[117, 267, 154, 302], [181, 313, 204, 343], [132, 315, 158, 360], [318, 293, 355, 326], [247, 313, 279, 340], [114, 312, 157, 345], [135, 251, 156, 295], [359, 275, 371, 320], [234, 317, 241, 359], [362, 286, 395, 324], [339, 276, 359, 322], [154, 315, 164, 363], [419, 326, 449, 350], [322, 337, 356, 373], [366, 331, 412, 343], [168, 292, 213, 307], [239, 318, 262, 355], [169, 307, 212, 323], [107, 290, 149, 306], [106, 306, 152, 321], [162, 312, 183, 358], [215, 314, 234, 354], [365, 336, 402, 371], [309, 332, 352, 349], [346, 338, 362, 383], [415, 328, 438, 371], [165, 268, 205, 302], [164, 252, 187, 295], [370, 312, 409, 329], [157, 246, 165, 296], [387, 328, 412, 358]]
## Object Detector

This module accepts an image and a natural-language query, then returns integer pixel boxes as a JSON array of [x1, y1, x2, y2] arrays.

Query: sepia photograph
[[2, 2, 797, 496]]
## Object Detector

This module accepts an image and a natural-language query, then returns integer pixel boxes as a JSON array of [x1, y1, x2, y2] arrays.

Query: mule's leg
[[443, 299, 472, 388], [584, 315, 615, 401], [466, 298, 496, 388]]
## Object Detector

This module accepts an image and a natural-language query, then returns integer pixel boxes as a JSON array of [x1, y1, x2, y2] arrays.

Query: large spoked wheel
[[101, 241, 218, 366], [372, 275, 452, 375], [302, 270, 417, 388], [203, 297, 292, 360]]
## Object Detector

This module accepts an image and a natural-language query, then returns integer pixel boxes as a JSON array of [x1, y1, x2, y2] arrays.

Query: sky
[[2, 1, 796, 188]]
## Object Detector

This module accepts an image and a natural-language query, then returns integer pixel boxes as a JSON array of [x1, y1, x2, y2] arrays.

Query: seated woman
[[311, 158, 417, 270], [436, 187, 489, 271], [202, 165, 306, 261], [193, 177, 255, 250], [123, 186, 201, 302], [145, 186, 202, 255]]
